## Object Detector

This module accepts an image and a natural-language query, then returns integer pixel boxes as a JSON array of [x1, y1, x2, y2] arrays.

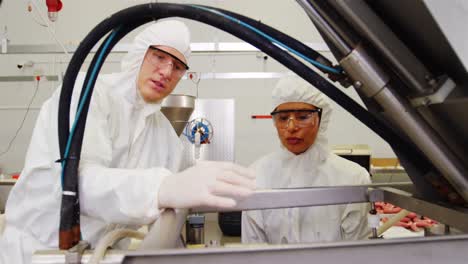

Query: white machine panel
[[180, 99, 235, 168]]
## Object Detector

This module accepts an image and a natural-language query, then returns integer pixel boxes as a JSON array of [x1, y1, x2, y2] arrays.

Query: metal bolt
[[423, 98, 431, 106], [425, 75, 437, 87], [354, 81, 363, 88]]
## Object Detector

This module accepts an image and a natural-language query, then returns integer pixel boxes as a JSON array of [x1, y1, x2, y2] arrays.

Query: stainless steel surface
[[160, 94, 195, 136], [374, 87, 468, 200], [31, 184, 467, 264], [32, 250, 125, 264], [331, 0, 435, 95], [410, 77, 455, 107], [0, 180, 15, 213], [192, 186, 370, 213], [296, 0, 351, 55], [346, 0, 468, 172], [340, 44, 468, 201], [121, 235, 468, 264], [31, 235, 468, 264], [180, 99, 235, 167], [185, 215, 205, 245], [382, 187, 468, 233], [365, 0, 468, 88], [425, 99, 468, 166], [192, 183, 414, 213], [368, 189, 384, 202], [340, 44, 389, 98]]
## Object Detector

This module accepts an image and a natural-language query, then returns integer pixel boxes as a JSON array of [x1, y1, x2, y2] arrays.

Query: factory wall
[[0, 0, 395, 174]]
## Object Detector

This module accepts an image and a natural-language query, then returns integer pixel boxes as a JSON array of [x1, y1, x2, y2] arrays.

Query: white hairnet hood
[[121, 19, 191, 74], [241, 76, 370, 245], [272, 75, 333, 138]]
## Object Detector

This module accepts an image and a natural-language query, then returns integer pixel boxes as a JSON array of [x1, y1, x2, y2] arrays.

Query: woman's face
[[273, 102, 321, 155], [137, 45, 187, 103]]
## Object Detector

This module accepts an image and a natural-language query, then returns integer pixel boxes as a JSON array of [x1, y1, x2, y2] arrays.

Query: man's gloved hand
[[158, 161, 255, 209]]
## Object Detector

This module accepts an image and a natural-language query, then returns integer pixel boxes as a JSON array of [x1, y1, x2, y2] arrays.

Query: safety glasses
[[147, 46, 189, 79], [270, 108, 322, 129]]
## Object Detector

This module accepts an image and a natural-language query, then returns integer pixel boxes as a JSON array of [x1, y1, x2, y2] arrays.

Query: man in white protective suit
[[242, 75, 370, 244], [0, 20, 255, 263]]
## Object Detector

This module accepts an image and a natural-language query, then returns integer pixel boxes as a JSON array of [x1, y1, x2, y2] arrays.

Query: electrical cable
[[59, 28, 121, 187], [58, 19, 146, 249], [27, 1, 47, 27], [0, 79, 40, 157], [58, 24, 136, 249]]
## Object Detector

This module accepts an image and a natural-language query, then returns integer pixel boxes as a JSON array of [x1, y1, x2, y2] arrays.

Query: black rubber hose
[[58, 21, 146, 249], [58, 2, 458, 248], [202, 5, 338, 73]]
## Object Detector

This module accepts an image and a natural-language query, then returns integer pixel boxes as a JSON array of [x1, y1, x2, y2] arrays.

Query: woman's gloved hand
[[158, 161, 256, 209]]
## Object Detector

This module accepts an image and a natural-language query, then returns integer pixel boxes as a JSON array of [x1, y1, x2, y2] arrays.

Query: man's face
[[137, 45, 188, 103], [273, 102, 321, 155]]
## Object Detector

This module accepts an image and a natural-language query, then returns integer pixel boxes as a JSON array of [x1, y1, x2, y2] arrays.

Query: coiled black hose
[[58, 20, 146, 249], [58, 2, 452, 249]]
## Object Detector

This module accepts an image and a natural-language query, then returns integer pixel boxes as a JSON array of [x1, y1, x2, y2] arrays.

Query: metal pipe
[[374, 88, 468, 200], [193, 186, 370, 213], [340, 45, 468, 201], [330, 0, 436, 95], [0, 75, 59, 82], [296, 0, 351, 55], [369, 202, 379, 239], [138, 209, 188, 250], [194, 184, 412, 213], [126, 235, 468, 264]]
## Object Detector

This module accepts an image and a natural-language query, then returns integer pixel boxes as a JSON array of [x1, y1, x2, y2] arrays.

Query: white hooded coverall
[[0, 20, 190, 263], [242, 76, 371, 244]]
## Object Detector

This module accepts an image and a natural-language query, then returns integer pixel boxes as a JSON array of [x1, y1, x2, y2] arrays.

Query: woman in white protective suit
[[242, 76, 370, 244], [0, 20, 255, 263]]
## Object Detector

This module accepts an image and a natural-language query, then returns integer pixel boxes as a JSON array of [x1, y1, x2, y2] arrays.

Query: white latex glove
[[158, 161, 256, 209]]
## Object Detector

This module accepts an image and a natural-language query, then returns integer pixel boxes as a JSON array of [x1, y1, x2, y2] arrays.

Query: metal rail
[[382, 187, 468, 232], [0, 43, 329, 54], [32, 185, 468, 263], [32, 234, 468, 264]]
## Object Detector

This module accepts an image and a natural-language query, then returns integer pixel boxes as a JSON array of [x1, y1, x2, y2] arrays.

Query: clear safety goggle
[[270, 108, 322, 129], [147, 46, 189, 79]]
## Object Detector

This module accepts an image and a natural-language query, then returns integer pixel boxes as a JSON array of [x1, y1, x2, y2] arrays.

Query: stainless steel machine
[[32, 0, 468, 263], [160, 94, 196, 137]]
